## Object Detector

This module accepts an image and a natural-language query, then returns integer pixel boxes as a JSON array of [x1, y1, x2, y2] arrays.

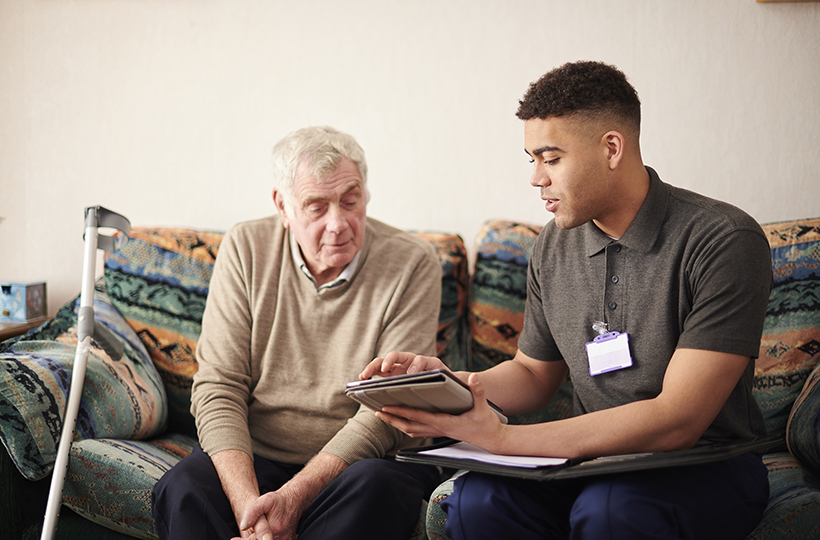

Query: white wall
[[2, 0, 819, 317]]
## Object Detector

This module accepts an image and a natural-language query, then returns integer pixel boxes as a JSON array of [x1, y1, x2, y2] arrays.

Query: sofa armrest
[[787, 361, 820, 474], [0, 282, 167, 481]]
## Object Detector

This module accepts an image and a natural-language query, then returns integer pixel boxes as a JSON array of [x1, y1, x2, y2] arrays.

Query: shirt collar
[[585, 166, 668, 257], [289, 232, 361, 291]]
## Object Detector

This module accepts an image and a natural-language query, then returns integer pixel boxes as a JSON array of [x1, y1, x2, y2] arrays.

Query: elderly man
[[362, 62, 772, 540], [152, 126, 443, 540]]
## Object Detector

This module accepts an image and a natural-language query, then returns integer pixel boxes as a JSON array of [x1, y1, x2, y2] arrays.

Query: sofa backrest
[[104, 228, 223, 439], [468, 220, 540, 371], [755, 217, 820, 440], [410, 232, 470, 371], [101, 217, 820, 441], [468, 220, 574, 424]]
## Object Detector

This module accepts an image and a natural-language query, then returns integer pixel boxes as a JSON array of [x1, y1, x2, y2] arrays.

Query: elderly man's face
[[274, 158, 367, 286]]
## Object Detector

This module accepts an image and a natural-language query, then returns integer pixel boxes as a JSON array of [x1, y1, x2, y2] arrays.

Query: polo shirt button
[[614, 245, 622, 252], [608, 301, 617, 310], [611, 275, 619, 284]]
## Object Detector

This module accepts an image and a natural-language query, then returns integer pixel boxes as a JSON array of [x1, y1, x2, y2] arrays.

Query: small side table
[[0, 317, 48, 342]]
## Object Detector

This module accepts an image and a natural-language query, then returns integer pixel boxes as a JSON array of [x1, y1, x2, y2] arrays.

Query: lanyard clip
[[592, 321, 609, 336]]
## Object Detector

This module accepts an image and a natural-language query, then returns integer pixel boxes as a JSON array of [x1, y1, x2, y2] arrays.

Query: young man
[[360, 62, 773, 539], [152, 126, 443, 540]]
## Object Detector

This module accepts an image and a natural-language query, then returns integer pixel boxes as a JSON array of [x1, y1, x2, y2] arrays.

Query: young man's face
[[524, 116, 614, 232], [275, 158, 367, 286]]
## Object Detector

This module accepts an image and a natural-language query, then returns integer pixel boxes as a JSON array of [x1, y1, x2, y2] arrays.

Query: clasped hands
[[358, 351, 505, 449], [231, 487, 301, 540]]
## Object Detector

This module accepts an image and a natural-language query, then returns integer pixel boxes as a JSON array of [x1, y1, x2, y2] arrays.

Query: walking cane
[[40, 206, 130, 540]]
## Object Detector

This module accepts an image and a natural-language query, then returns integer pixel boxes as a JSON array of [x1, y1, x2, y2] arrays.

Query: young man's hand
[[375, 373, 507, 452]]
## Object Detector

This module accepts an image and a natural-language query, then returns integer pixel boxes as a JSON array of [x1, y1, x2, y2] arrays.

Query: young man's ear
[[272, 189, 290, 229], [602, 130, 625, 170]]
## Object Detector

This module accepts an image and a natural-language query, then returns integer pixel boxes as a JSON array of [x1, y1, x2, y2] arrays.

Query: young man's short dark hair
[[516, 61, 642, 136]]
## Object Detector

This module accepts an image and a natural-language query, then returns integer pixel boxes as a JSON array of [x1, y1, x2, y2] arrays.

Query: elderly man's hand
[[232, 487, 301, 540], [230, 452, 348, 540], [359, 350, 451, 380]]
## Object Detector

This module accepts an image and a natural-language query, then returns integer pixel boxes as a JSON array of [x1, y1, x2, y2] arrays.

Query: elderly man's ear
[[272, 189, 291, 229]]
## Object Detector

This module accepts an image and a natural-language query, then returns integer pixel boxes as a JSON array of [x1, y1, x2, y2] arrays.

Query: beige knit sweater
[[191, 215, 441, 465]]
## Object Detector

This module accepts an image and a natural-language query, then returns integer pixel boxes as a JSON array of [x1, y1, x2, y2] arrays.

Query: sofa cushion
[[412, 232, 470, 371], [786, 360, 820, 474], [425, 469, 468, 540], [755, 218, 820, 440], [63, 432, 196, 540], [469, 219, 573, 424], [104, 228, 224, 439], [0, 284, 167, 481]]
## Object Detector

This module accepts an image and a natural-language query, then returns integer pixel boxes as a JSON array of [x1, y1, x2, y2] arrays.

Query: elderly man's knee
[[153, 445, 221, 517], [338, 458, 437, 510], [344, 458, 415, 496]]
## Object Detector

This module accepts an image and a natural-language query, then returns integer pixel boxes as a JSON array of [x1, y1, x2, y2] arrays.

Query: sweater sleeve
[[191, 226, 257, 458], [321, 238, 442, 463]]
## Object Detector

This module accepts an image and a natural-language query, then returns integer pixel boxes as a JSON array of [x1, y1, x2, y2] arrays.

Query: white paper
[[419, 441, 569, 469]]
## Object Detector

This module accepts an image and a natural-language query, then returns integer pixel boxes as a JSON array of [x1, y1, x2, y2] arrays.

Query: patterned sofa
[[1, 217, 818, 539]]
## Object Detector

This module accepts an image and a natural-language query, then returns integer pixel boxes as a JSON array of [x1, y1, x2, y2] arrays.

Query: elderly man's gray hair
[[271, 126, 370, 213]]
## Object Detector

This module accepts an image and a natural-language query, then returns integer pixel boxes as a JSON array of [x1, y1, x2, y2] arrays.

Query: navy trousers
[[151, 444, 442, 540], [441, 453, 769, 540]]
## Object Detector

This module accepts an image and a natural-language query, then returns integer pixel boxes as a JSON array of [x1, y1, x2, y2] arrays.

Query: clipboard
[[396, 436, 783, 481], [346, 369, 507, 423]]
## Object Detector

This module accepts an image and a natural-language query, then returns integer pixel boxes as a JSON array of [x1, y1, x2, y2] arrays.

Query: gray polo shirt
[[519, 167, 771, 444]]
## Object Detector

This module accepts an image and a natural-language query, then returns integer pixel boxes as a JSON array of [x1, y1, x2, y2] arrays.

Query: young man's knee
[[441, 473, 505, 531], [571, 478, 680, 539]]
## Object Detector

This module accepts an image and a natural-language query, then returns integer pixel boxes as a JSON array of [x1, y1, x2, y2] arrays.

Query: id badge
[[585, 331, 633, 376]]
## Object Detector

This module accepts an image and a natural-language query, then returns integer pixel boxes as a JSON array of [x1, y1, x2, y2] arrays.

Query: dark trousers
[[442, 453, 769, 540], [151, 444, 442, 540]]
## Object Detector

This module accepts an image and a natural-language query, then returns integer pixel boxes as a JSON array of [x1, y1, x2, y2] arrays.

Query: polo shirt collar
[[584, 166, 668, 257], [289, 232, 361, 291]]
